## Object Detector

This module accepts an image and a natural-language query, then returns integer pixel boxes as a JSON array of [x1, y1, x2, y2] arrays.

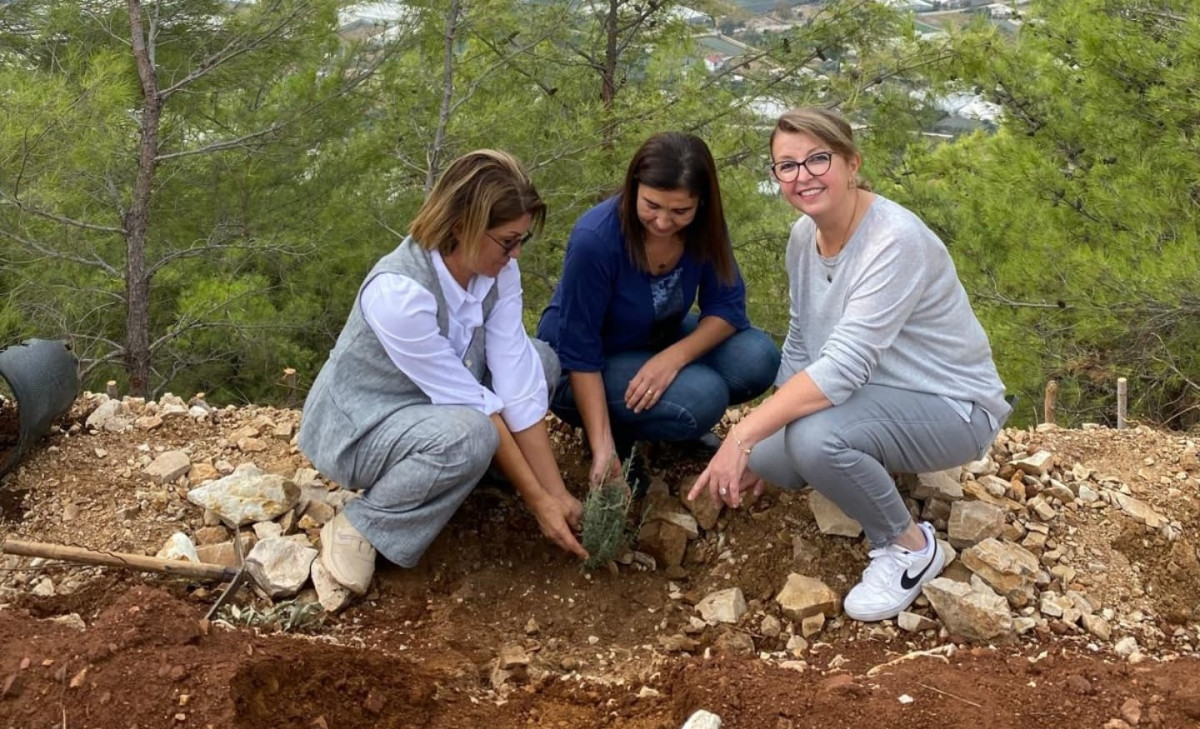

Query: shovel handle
[[2, 539, 238, 582]]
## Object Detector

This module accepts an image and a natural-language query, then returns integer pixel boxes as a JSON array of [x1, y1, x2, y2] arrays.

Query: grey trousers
[[750, 384, 1001, 549], [343, 340, 560, 568]]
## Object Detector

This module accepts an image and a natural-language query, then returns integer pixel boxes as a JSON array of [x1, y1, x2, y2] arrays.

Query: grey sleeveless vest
[[298, 237, 498, 485]]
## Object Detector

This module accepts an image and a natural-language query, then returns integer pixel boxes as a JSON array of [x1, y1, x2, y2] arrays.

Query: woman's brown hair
[[618, 132, 736, 284]]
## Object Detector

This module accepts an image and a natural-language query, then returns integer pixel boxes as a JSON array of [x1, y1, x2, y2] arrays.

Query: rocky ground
[[1, 393, 1199, 729]]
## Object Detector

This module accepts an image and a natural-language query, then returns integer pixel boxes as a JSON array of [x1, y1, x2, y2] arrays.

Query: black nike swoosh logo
[[900, 544, 938, 590]]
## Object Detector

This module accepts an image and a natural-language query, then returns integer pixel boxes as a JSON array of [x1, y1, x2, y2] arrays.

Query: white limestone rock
[[187, 466, 300, 526], [696, 587, 747, 625], [807, 491, 863, 538], [775, 573, 840, 621], [245, 537, 317, 599], [922, 578, 1013, 642], [142, 450, 191, 485], [156, 532, 199, 563]]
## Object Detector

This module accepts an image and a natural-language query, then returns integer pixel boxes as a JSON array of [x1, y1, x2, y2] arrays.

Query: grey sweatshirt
[[777, 195, 1011, 426]]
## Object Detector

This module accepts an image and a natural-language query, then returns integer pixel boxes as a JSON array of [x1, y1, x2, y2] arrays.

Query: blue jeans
[[551, 314, 780, 448]]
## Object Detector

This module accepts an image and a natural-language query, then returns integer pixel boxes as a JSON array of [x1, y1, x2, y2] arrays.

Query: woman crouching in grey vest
[[299, 150, 587, 595]]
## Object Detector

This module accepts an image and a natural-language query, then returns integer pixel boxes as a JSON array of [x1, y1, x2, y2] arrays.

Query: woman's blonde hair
[[410, 150, 545, 257], [771, 108, 871, 191]]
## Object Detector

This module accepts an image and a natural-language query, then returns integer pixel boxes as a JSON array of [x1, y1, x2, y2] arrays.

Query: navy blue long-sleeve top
[[537, 196, 750, 372]]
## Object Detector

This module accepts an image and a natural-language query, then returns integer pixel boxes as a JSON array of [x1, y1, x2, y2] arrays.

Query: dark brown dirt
[[4, 586, 1200, 728]]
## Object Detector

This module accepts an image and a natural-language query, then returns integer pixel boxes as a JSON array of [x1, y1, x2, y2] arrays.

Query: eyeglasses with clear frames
[[486, 230, 533, 254], [769, 152, 834, 183]]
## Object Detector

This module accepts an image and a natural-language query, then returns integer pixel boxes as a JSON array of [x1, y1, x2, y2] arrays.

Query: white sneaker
[[320, 512, 376, 595], [843, 522, 945, 622]]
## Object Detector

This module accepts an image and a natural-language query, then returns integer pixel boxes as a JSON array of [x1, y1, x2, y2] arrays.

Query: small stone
[[1120, 698, 1142, 726], [681, 709, 722, 729], [143, 451, 191, 485], [310, 559, 353, 613], [1113, 636, 1139, 658], [156, 533, 199, 563], [696, 588, 747, 624], [759, 615, 782, 638], [657, 634, 699, 653], [897, 611, 938, 633], [808, 491, 862, 537]]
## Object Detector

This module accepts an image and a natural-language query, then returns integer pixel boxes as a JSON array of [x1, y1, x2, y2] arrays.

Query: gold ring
[[647, 389, 655, 397]]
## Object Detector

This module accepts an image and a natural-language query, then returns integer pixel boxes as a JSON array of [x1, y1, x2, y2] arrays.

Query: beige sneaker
[[320, 512, 376, 595]]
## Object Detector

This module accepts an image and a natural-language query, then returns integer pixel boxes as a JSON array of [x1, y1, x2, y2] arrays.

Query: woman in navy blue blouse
[[537, 132, 780, 490]]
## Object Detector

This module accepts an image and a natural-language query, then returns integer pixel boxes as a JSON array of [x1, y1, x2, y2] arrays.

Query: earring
[[848, 178, 857, 190]]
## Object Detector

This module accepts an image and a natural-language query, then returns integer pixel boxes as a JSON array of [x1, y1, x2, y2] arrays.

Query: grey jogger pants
[[749, 384, 1001, 548], [343, 340, 560, 568]]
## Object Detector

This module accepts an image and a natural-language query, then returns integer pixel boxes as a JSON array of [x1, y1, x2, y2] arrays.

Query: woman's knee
[[782, 417, 842, 477], [662, 367, 729, 433], [440, 407, 500, 473], [711, 328, 781, 402], [740, 328, 783, 391]]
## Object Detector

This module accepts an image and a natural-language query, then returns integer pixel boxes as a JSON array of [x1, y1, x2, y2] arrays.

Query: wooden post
[[282, 367, 298, 408], [1117, 377, 1127, 430], [1043, 380, 1058, 426], [105, 380, 118, 399]]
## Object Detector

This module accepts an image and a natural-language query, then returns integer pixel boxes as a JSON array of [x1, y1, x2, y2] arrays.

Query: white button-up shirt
[[360, 252, 547, 432]]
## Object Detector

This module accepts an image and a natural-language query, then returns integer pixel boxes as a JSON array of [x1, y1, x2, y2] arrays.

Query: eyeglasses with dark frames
[[769, 151, 834, 183], [486, 230, 533, 254]]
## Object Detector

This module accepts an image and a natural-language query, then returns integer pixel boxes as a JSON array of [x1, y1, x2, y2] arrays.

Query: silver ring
[[647, 389, 656, 397], [719, 487, 728, 496]]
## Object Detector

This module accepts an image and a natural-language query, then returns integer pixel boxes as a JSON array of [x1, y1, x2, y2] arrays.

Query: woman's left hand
[[625, 352, 683, 413], [688, 437, 757, 509]]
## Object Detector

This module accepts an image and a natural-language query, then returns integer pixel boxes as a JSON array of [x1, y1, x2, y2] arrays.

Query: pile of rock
[[149, 458, 359, 613], [76, 391, 358, 613], [652, 422, 1197, 661]]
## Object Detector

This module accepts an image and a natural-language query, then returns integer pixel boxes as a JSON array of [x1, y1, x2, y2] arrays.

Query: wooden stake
[[282, 367, 298, 408], [1, 539, 237, 582], [105, 380, 118, 399], [1043, 380, 1058, 425], [1117, 377, 1128, 430]]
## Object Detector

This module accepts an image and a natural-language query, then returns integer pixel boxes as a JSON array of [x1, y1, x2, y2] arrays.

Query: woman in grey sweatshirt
[[690, 108, 1011, 622]]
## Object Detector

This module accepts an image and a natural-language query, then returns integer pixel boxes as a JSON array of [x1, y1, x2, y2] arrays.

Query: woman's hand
[[558, 492, 584, 532], [589, 448, 622, 488], [624, 351, 684, 413], [529, 495, 588, 559], [688, 437, 758, 509]]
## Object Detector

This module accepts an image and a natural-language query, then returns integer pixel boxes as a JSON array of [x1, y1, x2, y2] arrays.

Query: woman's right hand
[[530, 495, 589, 559]]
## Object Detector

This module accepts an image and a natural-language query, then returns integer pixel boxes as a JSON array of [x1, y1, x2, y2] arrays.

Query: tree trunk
[[126, 0, 160, 397], [426, 0, 463, 194], [601, 0, 618, 110], [598, 0, 620, 150]]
